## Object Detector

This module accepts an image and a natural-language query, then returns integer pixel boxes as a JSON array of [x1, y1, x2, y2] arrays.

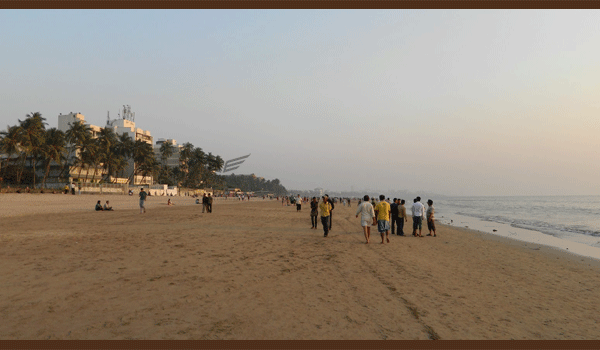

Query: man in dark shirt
[[390, 198, 399, 235], [139, 188, 147, 214], [398, 199, 407, 236]]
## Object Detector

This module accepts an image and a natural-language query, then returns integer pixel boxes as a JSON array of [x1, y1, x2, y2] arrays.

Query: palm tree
[[110, 157, 128, 183], [178, 142, 195, 186], [82, 139, 100, 183], [158, 165, 174, 186], [65, 120, 92, 181], [172, 166, 185, 187], [19, 112, 47, 188], [0, 125, 24, 183], [116, 133, 134, 180], [129, 140, 154, 184], [41, 128, 66, 188], [96, 128, 118, 182], [157, 141, 174, 185], [159, 142, 174, 167], [214, 155, 224, 172], [139, 156, 159, 185]]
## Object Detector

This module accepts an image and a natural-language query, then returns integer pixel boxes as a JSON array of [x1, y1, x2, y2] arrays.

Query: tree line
[[0, 112, 287, 193], [0, 112, 223, 189], [224, 173, 288, 196]]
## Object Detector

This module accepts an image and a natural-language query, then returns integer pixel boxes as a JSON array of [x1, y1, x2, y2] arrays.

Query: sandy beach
[[1, 193, 599, 340]]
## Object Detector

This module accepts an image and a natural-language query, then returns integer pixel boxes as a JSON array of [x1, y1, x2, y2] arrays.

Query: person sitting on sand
[[103, 201, 113, 211], [95, 200, 104, 211], [167, 198, 174, 206]]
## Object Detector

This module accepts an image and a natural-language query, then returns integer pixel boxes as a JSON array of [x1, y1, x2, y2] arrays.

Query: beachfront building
[[56, 112, 105, 184], [154, 138, 183, 168], [57, 110, 154, 185], [106, 115, 154, 185]]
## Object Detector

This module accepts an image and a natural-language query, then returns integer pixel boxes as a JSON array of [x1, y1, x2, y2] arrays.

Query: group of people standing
[[409, 196, 436, 237], [201, 193, 213, 213], [355, 195, 436, 243], [306, 194, 436, 244]]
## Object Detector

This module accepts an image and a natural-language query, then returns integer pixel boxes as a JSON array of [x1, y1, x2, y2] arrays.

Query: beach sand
[[1, 193, 599, 340]]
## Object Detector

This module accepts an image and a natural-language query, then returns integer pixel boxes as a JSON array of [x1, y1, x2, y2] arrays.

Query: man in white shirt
[[411, 197, 425, 237], [356, 195, 376, 244]]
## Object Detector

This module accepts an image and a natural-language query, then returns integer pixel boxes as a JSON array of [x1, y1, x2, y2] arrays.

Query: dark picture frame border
[[1, 1, 599, 348]]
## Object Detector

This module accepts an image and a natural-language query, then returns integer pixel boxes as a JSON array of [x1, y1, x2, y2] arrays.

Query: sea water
[[433, 196, 600, 260]]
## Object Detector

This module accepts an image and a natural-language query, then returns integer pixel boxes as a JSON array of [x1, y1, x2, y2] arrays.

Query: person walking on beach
[[139, 188, 147, 214], [310, 197, 318, 229], [296, 194, 302, 212], [426, 199, 436, 237], [355, 195, 376, 244], [327, 194, 335, 231], [208, 193, 213, 213], [398, 199, 407, 236], [411, 197, 425, 237], [374, 194, 391, 244], [390, 198, 399, 235], [202, 193, 208, 213], [319, 196, 332, 237]]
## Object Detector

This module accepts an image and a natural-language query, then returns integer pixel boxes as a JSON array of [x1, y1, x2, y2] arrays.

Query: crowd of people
[[91, 189, 435, 241], [298, 194, 436, 244]]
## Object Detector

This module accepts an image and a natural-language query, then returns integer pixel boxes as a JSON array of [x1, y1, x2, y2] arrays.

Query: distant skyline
[[2, 10, 599, 196]]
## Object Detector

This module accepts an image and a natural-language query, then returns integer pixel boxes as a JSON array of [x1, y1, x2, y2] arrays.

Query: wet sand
[[1, 193, 599, 339]]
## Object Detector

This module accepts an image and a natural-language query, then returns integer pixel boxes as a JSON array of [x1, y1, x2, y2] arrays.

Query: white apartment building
[[57, 111, 154, 185], [108, 118, 153, 145], [154, 138, 182, 168]]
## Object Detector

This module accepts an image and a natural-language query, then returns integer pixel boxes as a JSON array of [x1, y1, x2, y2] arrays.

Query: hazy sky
[[1, 10, 599, 196]]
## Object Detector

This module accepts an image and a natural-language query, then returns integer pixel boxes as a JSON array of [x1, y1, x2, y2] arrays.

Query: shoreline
[[439, 221, 600, 270], [1, 195, 599, 339], [437, 212, 600, 262]]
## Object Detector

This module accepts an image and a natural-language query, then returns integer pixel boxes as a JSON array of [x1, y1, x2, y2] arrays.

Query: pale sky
[[1, 10, 599, 196]]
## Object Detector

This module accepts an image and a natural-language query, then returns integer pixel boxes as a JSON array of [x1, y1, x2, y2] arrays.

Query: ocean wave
[[454, 211, 600, 237]]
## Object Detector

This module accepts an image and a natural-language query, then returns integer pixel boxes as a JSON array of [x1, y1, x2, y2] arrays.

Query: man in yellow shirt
[[374, 194, 391, 244], [319, 196, 332, 238]]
